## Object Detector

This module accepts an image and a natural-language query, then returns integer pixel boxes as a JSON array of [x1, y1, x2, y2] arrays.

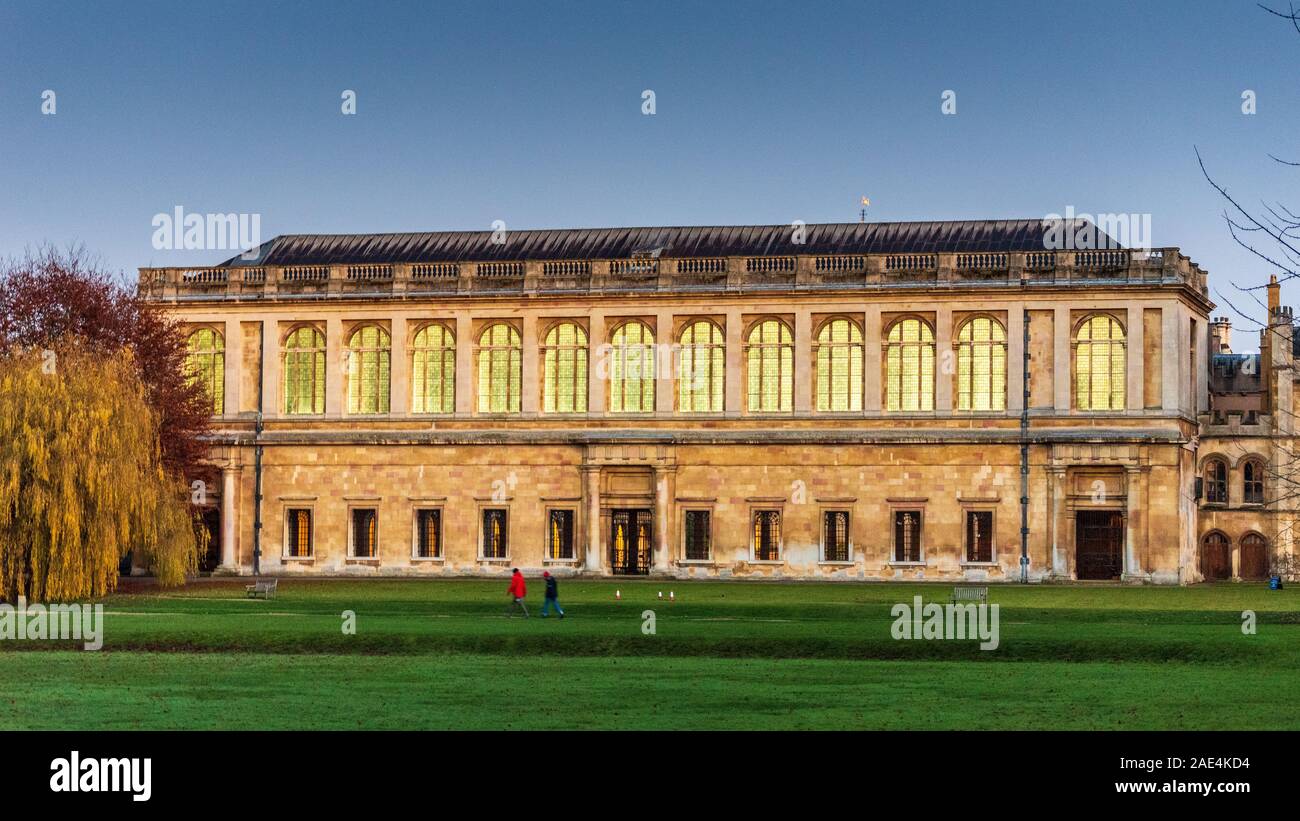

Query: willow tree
[[0, 345, 199, 602]]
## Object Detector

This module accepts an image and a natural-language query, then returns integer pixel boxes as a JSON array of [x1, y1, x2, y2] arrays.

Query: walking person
[[507, 567, 529, 617], [540, 571, 564, 618]]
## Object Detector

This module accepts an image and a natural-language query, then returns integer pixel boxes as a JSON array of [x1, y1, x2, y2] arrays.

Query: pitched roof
[[221, 219, 1108, 267]]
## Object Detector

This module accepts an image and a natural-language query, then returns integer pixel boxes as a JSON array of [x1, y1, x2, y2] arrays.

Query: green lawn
[[0, 579, 1295, 729]]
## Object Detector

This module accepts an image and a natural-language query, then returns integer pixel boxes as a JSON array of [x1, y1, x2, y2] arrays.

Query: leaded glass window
[[1074, 315, 1126, 410], [411, 324, 455, 414], [477, 324, 522, 413], [542, 322, 588, 413], [347, 325, 391, 414], [185, 328, 225, 414], [609, 321, 655, 413], [815, 318, 863, 412], [956, 317, 1007, 411], [885, 318, 935, 412], [746, 319, 793, 413], [678, 320, 725, 412], [283, 326, 326, 415]]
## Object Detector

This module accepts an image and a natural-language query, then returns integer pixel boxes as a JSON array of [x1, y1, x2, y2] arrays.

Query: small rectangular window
[[548, 509, 574, 560], [965, 511, 993, 563], [823, 510, 850, 562], [893, 510, 922, 562], [415, 509, 442, 558], [286, 508, 313, 557], [753, 510, 782, 561], [351, 508, 378, 558], [482, 509, 508, 559], [684, 510, 712, 561]]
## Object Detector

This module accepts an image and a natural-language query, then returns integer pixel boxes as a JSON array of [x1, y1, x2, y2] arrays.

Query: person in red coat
[[507, 568, 529, 617]]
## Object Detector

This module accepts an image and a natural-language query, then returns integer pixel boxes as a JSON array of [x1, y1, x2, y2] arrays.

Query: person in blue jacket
[[540, 571, 564, 618]]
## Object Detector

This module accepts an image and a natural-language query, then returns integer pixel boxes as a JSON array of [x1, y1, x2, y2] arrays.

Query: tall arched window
[[411, 323, 455, 414], [815, 318, 863, 412], [956, 316, 1007, 411], [1204, 458, 1228, 504], [1243, 459, 1265, 504], [347, 325, 391, 414], [677, 320, 725, 413], [746, 319, 793, 413], [885, 318, 935, 411], [185, 328, 225, 414], [609, 321, 655, 413], [542, 321, 588, 413], [1074, 314, 1126, 410], [477, 323, 522, 413], [283, 326, 326, 415]]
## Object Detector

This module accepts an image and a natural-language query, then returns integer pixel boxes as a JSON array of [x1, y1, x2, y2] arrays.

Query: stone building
[[138, 219, 1279, 584]]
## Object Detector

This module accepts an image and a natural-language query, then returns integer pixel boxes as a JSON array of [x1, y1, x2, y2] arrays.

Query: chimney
[[1268, 274, 1281, 315], [1211, 316, 1232, 354]]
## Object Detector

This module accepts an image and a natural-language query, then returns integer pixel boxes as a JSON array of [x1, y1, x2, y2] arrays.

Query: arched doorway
[[1200, 531, 1231, 581], [194, 507, 221, 573], [1240, 532, 1270, 581]]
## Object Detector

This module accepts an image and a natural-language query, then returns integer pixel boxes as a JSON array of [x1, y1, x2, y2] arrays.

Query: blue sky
[[2, 0, 1296, 344]]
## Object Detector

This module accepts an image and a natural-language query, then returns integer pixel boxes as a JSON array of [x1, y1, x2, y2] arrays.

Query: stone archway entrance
[[1200, 531, 1231, 581], [1240, 533, 1270, 581]]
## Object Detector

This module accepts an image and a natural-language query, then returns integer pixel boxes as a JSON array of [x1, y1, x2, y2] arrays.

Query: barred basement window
[[1243, 460, 1265, 504], [347, 325, 391, 414], [1204, 459, 1228, 504], [283, 326, 326, 415], [678, 320, 725, 412], [753, 510, 782, 561], [415, 509, 442, 558], [286, 508, 313, 557], [548, 510, 575, 560], [746, 319, 793, 413], [823, 511, 850, 562], [893, 510, 922, 562], [185, 328, 225, 415], [683, 510, 712, 561], [885, 318, 935, 412], [411, 324, 455, 414], [482, 509, 508, 559], [542, 321, 588, 413], [477, 323, 522, 413], [1074, 314, 1126, 410], [965, 511, 993, 563], [351, 508, 378, 558], [815, 318, 863, 412], [609, 321, 655, 413], [956, 317, 1007, 411]]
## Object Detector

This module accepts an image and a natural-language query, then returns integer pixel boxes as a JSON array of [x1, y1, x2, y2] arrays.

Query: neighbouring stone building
[[136, 220, 1293, 583]]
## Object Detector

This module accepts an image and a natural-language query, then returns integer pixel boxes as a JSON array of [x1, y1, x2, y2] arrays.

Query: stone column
[[1006, 306, 1025, 412], [864, 306, 882, 412], [390, 315, 409, 415], [653, 465, 673, 571], [1053, 306, 1071, 411], [223, 318, 242, 419], [221, 466, 238, 571], [1194, 315, 1209, 414], [584, 466, 602, 572], [521, 313, 539, 415], [1162, 304, 1180, 412], [455, 314, 473, 415], [1122, 466, 1142, 580], [656, 310, 674, 415], [1126, 305, 1144, 412], [794, 309, 812, 413], [260, 318, 279, 419], [725, 308, 743, 416], [1048, 466, 1068, 577], [325, 316, 344, 417], [588, 312, 606, 414], [935, 306, 953, 411]]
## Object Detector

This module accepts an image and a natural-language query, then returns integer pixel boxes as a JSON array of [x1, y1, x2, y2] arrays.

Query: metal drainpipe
[[1020, 308, 1031, 583], [252, 323, 265, 576]]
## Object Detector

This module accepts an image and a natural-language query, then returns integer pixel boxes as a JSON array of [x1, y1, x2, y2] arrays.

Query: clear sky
[[2, 0, 1296, 347]]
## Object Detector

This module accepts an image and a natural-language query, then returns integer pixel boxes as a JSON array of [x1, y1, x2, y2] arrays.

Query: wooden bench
[[246, 578, 278, 599], [950, 585, 988, 604]]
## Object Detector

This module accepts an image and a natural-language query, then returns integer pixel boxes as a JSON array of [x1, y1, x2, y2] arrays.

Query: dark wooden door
[[195, 507, 221, 573], [1240, 534, 1270, 580], [610, 509, 652, 575], [1076, 510, 1123, 580], [1200, 533, 1231, 581]]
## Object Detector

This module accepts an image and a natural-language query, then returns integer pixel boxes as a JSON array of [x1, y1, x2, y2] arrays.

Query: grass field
[[0, 578, 1296, 729]]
